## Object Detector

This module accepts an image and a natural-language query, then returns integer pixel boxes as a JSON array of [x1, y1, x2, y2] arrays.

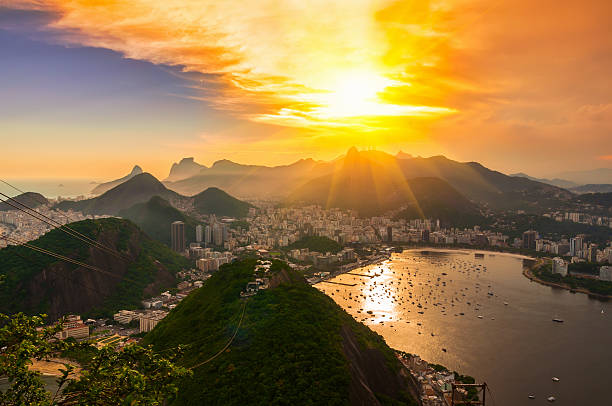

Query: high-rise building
[[588, 244, 598, 263], [522, 230, 537, 250], [195, 224, 203, 243], [171, 221, 185, 253], [213, 223, 223, 246], [204, 225, 212, 246], [570, 236, 584, 257], [386, 226, 393, 242]]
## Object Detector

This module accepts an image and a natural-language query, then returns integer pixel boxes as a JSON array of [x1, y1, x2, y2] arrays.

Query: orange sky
[[1, 0, 611, 179]]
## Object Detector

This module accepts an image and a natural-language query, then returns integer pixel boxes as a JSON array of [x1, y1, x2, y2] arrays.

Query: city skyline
[[1, 0, 611, 179]]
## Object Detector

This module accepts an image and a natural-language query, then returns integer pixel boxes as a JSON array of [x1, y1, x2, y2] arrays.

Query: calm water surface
[[317, 249, 612, 406]]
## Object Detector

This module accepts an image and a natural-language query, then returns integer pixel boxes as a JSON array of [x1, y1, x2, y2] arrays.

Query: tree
[[0, 313, 191, 405]]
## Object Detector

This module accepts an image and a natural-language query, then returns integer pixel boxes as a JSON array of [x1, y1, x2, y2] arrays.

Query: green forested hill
[[118, 196, 198, 247], [285, 235, 342, 254], [143, 259, 417, 406], [0, 218, 190, 319], [192, 187, 253, 218]]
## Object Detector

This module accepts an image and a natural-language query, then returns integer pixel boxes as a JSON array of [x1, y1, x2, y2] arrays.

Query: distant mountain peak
[[396, 151, 413, 160], [346, 146, 359, 157], [165, 157, 206, 182], [91, 165, 145, 195]]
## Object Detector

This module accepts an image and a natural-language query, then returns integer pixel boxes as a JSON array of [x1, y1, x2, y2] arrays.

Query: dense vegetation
[[533, 263, 612, 296], [119, 196, 198, 247], [568, 261, 600, 275], [0, 218, 191, 319], [144, 259, 416, 405], [572, 192, 612, 208], [192, 187, 253, 218], [0, 313, 189, 405], [285, 235, 342, 254]]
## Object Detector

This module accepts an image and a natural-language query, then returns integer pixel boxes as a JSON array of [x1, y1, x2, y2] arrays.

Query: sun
[[316, 70, 395, 119]]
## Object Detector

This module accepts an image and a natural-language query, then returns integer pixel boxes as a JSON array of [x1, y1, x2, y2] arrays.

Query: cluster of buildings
[[113, 307, 170, 333], [54, 314, 90, 340], [0, 207, 106, 247], [194, 249, 234, 272], [398, 353, 467, 406], [545, 211, 612, 228], [287, 247, 357, 267], [219, 205, 512, 253], [170, 216, 230, 254], [240, 259, 272, 297], [529, 231, 612, 264]]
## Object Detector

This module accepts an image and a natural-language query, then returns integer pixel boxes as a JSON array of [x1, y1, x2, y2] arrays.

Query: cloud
[[1, 0, 610, 173], [1, 0, 456, 130]]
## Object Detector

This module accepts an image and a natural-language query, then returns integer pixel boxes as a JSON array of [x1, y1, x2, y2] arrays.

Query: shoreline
[[322, 246, 536, 283], [522, 264, 612, 300]]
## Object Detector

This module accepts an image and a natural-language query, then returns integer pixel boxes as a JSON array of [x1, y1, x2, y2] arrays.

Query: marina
[[317, 249, 612, 405]]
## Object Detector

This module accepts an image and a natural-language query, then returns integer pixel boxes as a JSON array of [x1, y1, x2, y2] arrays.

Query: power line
[[188, 298, 248, 370], [0, 235, 141, 286], [2, 235, 118, 278], [0, 191, 128, 261], [154, 305, 245, 355]]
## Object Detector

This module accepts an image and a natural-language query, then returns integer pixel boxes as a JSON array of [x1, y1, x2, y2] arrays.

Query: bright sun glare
[[316, 71, 395, 118]]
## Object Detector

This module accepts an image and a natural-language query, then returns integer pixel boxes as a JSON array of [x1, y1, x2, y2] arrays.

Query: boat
[[547, 396, 556, 402], [528, 395, 536, 399], [504, 302, 509, 306], [552, 318, 564, 323], [477, 315, 483, 319], [552, 377, 560, 382]]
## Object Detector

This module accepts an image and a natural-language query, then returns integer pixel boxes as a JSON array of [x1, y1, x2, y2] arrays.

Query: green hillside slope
[[143, 259, 418, 406], [193, 187, 253, 218], [0, 218, 190, 319], [118, 196, 198, 246]]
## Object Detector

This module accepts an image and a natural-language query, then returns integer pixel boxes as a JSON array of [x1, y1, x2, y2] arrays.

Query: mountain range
[[160, 148, 572, 214], [554, 168, 612, 185], [91, 165, 143, 195], [509, 173, 579, 189], [287, 148, 481, 221], [56, 173, 251, 220]]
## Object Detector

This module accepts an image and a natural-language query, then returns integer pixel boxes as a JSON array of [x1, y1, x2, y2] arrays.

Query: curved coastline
[[523, 261, 612, 300]]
